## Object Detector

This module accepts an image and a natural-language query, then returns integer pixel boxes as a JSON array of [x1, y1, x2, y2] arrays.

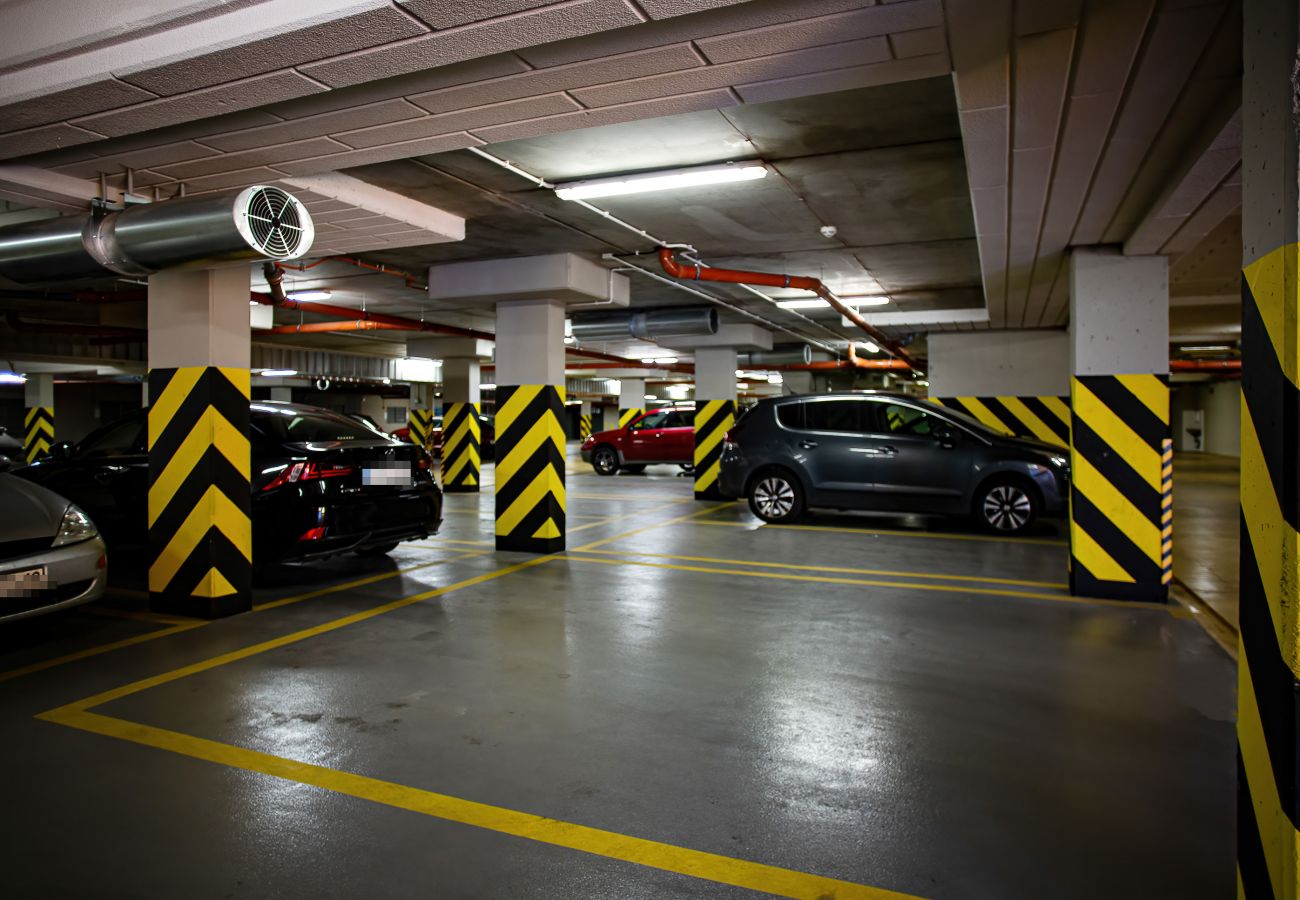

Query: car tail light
[[261, 461, 355, 492], [298, 526, 327, 542]]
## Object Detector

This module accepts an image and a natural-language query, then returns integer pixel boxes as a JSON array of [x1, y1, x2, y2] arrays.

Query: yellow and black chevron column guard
[[618, 407, 643, 429], [932, 396, 1071, 445], [1067, 373, 1169, 603], [147, 367, 252, 618], [1238, 244, 1300, 900], [23, 406, 53, 463], [694, 399, 735, 501], [579, 413, 592, 441], [407, 407, 431, 449], [1160, 439, 1173, 586], [495, 385, 565, 553], [441, 401, 481, 493]]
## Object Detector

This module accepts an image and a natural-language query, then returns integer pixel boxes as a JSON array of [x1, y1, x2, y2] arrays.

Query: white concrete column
[[442, 357, 481, 405], [618, 377, 646, 428], [22, 372, 54, 462], [359, 394, 384, 427], [579, 400, 594, 441], [269, 387, 292, 402], [146, 265, 252, 618], [1066, 248, 1170, 604], [495, 299, 565, 386]]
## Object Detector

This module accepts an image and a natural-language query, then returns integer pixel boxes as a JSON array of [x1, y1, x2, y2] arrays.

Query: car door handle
[[798, 440, 818, 449]]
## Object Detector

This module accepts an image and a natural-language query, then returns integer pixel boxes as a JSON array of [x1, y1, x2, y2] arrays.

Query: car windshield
[[251, 406, 386, 443]]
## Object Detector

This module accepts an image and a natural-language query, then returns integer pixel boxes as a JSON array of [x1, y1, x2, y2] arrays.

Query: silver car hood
[[0, 473, 68, 542]]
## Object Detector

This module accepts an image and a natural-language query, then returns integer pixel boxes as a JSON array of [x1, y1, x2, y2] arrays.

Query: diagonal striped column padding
[[407, 407, 431, 449], [494, 385, 565, 553], [932, 395, 1071, 445], [1067, 373, 1169, 603], [441, 402, 481, 493], [579, 412, 592, 441], [147, 367, 252, 618], [23, 406, 53, 463], [618, 407, 643, 429], [1237, 243, 1300, 899], [693, 399, 735, 501]]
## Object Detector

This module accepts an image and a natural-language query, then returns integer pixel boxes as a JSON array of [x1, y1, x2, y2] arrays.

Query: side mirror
[[46, 441, 75, 460]]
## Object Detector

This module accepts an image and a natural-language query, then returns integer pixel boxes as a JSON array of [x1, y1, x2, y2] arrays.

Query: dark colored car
[[718, 392, 1069, 533], [580, 407, 695, 475], [18, 402, 442, 564]]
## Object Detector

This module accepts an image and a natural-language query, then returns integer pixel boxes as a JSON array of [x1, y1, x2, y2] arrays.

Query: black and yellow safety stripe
[[495, 384, 565, 553], [932, 395, 1071, 445], [618, 407, 643, 429], [579, 412, 592, 441], [408, 407, 431, 449], [441, 401, 480, 493], [1161, 439, 1172, 585], [147, 366, 252, 617], [1238, 243, 1300, 899], [693, 399, 735, 501], [1067, 373, 1169, 603], [23, 406, 53, 463]]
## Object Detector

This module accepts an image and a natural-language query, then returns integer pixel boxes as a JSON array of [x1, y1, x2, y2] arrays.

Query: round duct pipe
[[739, 345, 812, 367], [0, 185, 314, 284], [570, 307, 718, 342]]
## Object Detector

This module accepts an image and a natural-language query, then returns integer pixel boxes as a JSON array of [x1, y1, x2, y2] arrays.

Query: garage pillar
[[1068, 248, 1170, 603], [22, 373, 54, 462], [493, 298, 565, 552], [926, 331, 1071, 443], [618, 377, 645, 427], [692, 347, 736, 500], [440, 356, 482, 493], [579, 401, 593, 441], [146, 266, 251, 618], [406, 383, 432, 450], [1238, 0, 1300, 893]]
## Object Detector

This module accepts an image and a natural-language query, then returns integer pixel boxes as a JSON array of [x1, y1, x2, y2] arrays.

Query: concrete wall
[[927, 330, 1070, 397], [1170, 380, 1240, 457]]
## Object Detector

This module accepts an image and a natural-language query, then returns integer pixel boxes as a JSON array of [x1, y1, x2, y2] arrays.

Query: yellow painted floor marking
[[0, 621, 205, 685], [567, 497, 694, 535], [692, 518, 1068, 547], [411, 537, 496, 549], [570, 502, 739, 552], [254, 549, 492, 611], [83, 606, 196, 626], [566, 554, 1181, 615], [569, 491, 690, 502], [40, 707, 915, 900], [574, 548, 1069, 589]]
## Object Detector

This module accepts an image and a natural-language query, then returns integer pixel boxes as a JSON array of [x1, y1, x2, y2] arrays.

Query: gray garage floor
[[0, 455, 1235, 899]]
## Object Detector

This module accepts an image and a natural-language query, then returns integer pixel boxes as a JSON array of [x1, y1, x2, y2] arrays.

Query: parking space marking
[[566, 554, 1183, 614], [0, 620, 205, 685], [692, 518, 1069, 546], [253, 548, 493, 611], [572, 548, 1070, 589], [83, 606, 197, 626], [567, 497, 694, 535], [569, 502, 739, 552]]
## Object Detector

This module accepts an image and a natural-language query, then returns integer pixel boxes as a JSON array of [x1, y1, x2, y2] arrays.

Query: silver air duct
[[570, 307, 718, 342], [0, 185, 314, 284], [738, 345, 813, 367]]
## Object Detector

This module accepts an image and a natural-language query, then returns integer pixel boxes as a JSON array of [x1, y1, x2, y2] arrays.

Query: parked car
[[580, 407, 696, 475], [718, 392, 1070, 533], [18, 402, 442, 565], [0, 473, 107, 623]]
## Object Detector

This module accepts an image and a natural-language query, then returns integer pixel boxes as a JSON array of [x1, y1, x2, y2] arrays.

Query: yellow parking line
[[568, 497, 693, 535], [574, 548, 1069, 589], [692, 518, 1068, 546], [410, 537, 495, 549], [566, 554, 1180, 614], [254, 548, 492, 611], [83, 606, 196, 626], [570, 502, 739, 552], [0, 621, 205, 685]]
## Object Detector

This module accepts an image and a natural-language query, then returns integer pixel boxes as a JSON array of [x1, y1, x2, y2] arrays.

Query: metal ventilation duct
[[0, 185, 314, 284], [738, 345, 812, 367], [570, 307, 718, 342]]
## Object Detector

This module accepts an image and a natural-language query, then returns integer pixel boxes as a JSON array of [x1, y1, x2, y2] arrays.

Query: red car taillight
[[297, 526, 328, 542], [261, 461, 355, 492]]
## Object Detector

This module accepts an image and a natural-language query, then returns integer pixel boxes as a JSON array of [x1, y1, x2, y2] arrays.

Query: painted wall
[[928, 329, 1070, 397], [1170, 380, 1240, 457]]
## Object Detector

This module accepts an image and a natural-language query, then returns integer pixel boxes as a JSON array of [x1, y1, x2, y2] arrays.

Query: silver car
[[0, 473, 107, 623]]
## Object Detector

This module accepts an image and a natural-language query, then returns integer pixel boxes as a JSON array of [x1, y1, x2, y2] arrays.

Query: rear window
[[775, 402, 803, 429], [803, 399, 868, 433], [251, 406, 385, 443]]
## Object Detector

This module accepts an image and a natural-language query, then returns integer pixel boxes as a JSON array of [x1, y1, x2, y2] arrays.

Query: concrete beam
[[0, 164, 95, 211], [661, 323, 772, 351], [406, 336, 492, 360], [429, 254, 629, 307]]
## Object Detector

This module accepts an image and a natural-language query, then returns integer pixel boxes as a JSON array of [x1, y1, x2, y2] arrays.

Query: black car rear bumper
[[257, 484, 442, 563]]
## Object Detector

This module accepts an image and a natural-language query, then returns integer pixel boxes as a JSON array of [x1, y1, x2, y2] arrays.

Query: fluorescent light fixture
[[859, 341, 880, 354], [735, 369, 745, 377], [555, 162, 767, 201], [736, 382, 749, 390], [480, 383, 497, 391], [1180, 344, 1232, 352], [767, 374, 783, 384], [563, 336, 575, 344], [776, 295, 890, 310], [259, 368, 297, 377], [644, 394, 657, 400], [286, 289, 331, 301], [641, 356, 678, 365], [382, 378, 391, 385], [0, 371, 27, 385], [916, 380, 930, 387]]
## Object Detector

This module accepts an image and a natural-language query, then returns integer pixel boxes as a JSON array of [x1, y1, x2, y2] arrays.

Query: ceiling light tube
[[286, 289, 332, 301], [776, 296, 890, 310], [555, 163, 767, 201]]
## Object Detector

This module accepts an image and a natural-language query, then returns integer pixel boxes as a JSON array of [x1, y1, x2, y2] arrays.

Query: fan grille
[[241, 187, 306, 258]]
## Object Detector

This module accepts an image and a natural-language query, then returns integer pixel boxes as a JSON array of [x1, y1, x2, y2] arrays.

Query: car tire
[[591, 446, 620, 476], [621, 464, 646, 474], [974, 478, 1039, 534], [355, 542, 400, 557], [747, 469, 805, 523]]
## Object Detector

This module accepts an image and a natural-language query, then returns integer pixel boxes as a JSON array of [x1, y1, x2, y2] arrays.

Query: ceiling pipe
[[1170, 359, 1241, 372], [569, 307, 719, 342], [656, 247, 921, 372]]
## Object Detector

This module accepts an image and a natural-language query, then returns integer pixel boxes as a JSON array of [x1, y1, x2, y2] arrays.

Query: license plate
[[0, 566, 49, 598], [362, 462, 411, 487]]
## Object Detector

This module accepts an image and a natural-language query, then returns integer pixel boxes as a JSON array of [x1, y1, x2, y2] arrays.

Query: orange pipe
[[266, 320, 411, 334], [657, 248, 920, 371], [1170, 359, 1240, 372]]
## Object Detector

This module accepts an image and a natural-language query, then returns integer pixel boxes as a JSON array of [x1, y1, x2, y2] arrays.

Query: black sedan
[[17, 402, 442, 565]]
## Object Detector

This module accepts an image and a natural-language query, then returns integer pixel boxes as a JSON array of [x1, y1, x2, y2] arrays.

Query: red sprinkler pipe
[[1170, 359, 1241, 372], [657, 247, 920, 371]]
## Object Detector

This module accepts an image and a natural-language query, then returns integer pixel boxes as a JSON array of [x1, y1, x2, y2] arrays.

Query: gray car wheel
[[977, 481, 1037, 533], [748, 470, 804, 523], [591, 446, 619, 476]]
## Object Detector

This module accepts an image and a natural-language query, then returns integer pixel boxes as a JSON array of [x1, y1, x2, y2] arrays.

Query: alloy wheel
[[753, 476, 796, 520], [983, 485, 1032, 531], [593, 449, 617, 474]]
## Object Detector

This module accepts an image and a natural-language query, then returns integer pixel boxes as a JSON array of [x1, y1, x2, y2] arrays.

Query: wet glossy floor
[[1172, 452, 1240, 629], [0, 453, 1234, 898]]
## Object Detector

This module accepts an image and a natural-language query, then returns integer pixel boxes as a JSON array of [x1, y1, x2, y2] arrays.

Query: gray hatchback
[[718, 392, 1070, 533]]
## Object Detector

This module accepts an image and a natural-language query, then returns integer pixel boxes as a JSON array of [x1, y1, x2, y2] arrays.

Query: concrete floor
[[0, 454, 1235, 898], [1172, 452, 1240, 629]]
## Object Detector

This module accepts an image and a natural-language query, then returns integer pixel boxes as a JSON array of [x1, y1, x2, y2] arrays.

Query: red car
[[580, 407, 695, 475]]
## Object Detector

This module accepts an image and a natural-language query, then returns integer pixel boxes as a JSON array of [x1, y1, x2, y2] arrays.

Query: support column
[[441, 356, 482, 493], [579, 400, 594, 441], [618, 378, 646, 427], [147, 266, 251, 618], [1238, 0, 1300, 893], [692, 347, 736, 501], [23, 373, 53, 462], [927, 330, 1071, 444], [1068, 248, 1170, 603], [407, 384, 432, 450], [494, 299, 565, 553]]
